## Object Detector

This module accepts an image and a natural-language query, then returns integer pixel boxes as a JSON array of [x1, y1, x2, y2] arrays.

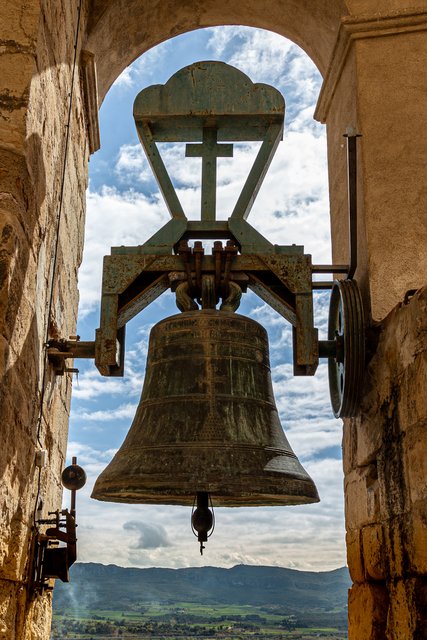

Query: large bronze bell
[[91, 310, 319, 507]]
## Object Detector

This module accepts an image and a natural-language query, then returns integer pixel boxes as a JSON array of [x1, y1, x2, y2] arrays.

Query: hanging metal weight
[[327, 279, 365, 418]]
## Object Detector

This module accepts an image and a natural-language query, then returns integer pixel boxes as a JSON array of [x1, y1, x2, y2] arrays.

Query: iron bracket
[[47, 338, 95, 375], [30, 509, 77, 595], [92, 244, 318, 376], [30, 458, 86, 596]]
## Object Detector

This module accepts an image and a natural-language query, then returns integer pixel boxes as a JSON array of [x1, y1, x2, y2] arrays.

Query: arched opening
[[86, 0, 349, 100], [3, 3, 426, 639], [65, 27, 346, 583]]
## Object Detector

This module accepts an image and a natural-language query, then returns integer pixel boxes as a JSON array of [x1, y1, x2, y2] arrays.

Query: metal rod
[[213, 241, 222, 294], [193, 242, 204, 291], [70, 457, 77, 517], [65, 341, 96, 358], [312, 281, 334, 290], [312, 264, 349, 273], [318, 340, 337, 359], [345, 132, 360, 279]]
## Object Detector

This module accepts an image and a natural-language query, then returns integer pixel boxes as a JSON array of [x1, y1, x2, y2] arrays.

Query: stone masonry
[[1, 0, 88, 637]]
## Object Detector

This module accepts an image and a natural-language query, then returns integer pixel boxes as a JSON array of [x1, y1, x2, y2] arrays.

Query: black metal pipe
[[345, 133, 360, 280], [312, 281, 334, 290], [312, 264, 349, 273], [318, 340, 337, 359]]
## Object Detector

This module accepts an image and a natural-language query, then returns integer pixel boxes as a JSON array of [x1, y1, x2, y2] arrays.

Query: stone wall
[[315, 8, 427, 637], [0, 0, 89, 637], [345, 286, 427, 638]]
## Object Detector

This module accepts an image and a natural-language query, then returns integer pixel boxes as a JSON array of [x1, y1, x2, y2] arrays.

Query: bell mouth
[[91, 486, 320, 508], [91, 443, 319, 507]]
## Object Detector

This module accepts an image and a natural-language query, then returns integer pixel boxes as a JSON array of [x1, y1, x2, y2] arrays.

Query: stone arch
[[1, 2, 426, 639], [85, 0, 348, 100]]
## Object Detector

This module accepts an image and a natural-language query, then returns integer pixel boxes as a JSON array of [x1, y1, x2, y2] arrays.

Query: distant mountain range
[[53, 563, 350, 617]]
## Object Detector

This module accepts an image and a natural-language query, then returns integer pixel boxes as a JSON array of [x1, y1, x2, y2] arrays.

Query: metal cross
[[186, 127, 233, 221]]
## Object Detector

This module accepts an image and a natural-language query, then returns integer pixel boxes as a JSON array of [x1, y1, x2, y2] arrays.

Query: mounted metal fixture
[[192, 492, 215, 555], [30, 457, 86, 595], [48, 61, 365, 552]]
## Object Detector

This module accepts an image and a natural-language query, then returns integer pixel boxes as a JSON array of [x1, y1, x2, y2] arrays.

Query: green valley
[[51, 564, 350, 639]]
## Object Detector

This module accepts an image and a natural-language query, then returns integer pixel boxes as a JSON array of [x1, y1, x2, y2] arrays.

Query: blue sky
[[67, 26, 346, 572]]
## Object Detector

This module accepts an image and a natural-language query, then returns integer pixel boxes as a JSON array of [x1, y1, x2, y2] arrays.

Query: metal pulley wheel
[[327, 279, 365, 418]]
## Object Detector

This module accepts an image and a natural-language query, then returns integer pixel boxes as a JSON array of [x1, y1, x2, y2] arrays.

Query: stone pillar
[[316, 8, 427, 639], [0, 1, 90, 637]]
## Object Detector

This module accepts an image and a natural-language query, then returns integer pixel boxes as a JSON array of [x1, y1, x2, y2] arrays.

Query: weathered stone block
[[0, 581, 20, 639], [356, 419, 382, 468], [362, 523, 386, 581], [345, 465, 381, 529], [404, 418, 427, 505], [0, 1, 40, 44], [382, 516, 408, 580], [22, 589, 53, 640], [348, 582, 388, 640], [400, 365, 427, 436], [342, 419, 357, 475], [346, 528, 364, 583], [0, 53, 35, 97], [407, 500, 427, 575], [386, 580, 414, 640], [385, 578, 427, 640]]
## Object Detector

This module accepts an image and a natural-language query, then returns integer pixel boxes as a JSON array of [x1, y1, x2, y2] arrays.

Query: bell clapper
[[191, 492, 215, 555]]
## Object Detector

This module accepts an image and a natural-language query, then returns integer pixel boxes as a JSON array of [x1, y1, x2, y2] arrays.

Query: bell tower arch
[[0, 1, 426, 638]]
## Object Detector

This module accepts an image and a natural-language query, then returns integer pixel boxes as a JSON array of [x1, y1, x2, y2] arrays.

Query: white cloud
[[75, 403, 138, 422], [112, 66, 134, 88], [207, 28, 294, 85], [115, 144, 152, 183], [207, 27, 322, 119], [72, 374, 127, 401], [111, 45, 167, 89], [78, 187, 170, 318]]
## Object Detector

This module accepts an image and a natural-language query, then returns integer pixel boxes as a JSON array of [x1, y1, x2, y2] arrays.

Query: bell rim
[[91, 481, 320, 507], [91, 470, 320, 506]]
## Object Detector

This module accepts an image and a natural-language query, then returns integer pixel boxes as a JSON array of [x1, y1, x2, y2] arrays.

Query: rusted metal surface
[[186, 128, 233, 221], [248, 274, 297, 325], [133, 61, 285, 140], [92, 310, 319, 507], [345, 132, 361, 280], [133, 61, 284, 242], [220, 281, 242, 313], [201, 274, 216, 309], [293, 294, 318, 376], [117, 274, 170, 328], [327, 279, 365, 417], [47, 339, 96, 375], [95, 248, 321, 375], [312, 264, 348, 274], [31, 458, 86, 595], [175, 281, 198, 312], [191, 491, 214, 555]]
